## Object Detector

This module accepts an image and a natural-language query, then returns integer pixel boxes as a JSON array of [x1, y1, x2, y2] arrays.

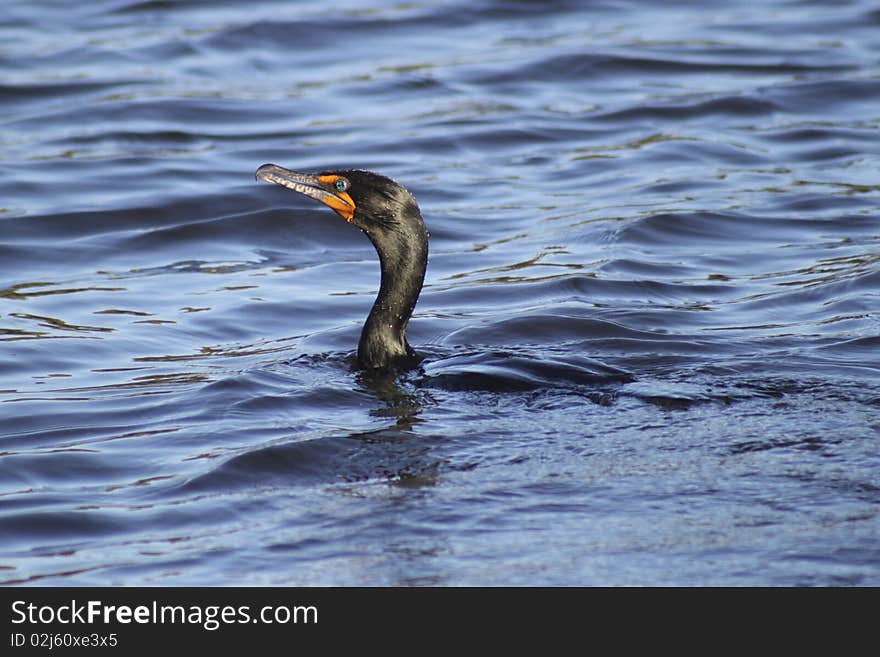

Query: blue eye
[[335, 179, 349, 193]]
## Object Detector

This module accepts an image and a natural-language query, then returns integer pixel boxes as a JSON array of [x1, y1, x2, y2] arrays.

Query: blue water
[[1, 0, 879, 585]]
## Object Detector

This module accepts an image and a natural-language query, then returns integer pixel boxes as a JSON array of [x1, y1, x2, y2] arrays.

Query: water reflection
[[356, 367, 426, 429], [350, 367, 441, 486]]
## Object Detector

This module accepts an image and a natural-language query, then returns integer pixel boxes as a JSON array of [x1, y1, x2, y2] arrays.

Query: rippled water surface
[[2, 0, 879, 585]]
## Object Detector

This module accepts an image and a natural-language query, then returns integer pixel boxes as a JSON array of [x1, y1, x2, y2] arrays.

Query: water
[[1, 0, 878, 586]]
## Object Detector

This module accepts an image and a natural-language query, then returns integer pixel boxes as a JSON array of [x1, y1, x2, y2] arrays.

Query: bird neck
[[358, 228, 427, 369]]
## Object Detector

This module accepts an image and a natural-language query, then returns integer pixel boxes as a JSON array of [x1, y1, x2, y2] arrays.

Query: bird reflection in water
[[349, 367, 441, 487]]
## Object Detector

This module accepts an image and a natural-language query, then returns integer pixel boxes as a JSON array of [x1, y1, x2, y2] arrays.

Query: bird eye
[[334, 179, 350, 193]]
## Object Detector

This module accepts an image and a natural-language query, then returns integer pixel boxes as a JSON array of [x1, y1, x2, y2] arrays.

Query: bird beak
[[255, 163, 355, 222]]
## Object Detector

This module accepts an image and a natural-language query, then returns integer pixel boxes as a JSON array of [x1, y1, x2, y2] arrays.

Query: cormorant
[[255, 164, 428, 370]]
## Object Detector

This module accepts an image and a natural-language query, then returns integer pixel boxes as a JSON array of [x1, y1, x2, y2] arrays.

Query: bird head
[[255, 164, 421, 238]]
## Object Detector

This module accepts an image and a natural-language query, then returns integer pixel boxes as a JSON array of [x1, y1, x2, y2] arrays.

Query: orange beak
[[255, 163, 355, 222]]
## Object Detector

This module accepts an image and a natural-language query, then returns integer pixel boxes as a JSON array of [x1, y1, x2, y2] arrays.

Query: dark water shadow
[[168, 360, 440, 495]]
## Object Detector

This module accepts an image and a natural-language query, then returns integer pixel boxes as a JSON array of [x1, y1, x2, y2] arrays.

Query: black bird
[[255, 164, 428, 370]]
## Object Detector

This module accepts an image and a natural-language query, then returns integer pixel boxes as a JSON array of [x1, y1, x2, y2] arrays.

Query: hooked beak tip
[[255, 163, 278, 182]]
